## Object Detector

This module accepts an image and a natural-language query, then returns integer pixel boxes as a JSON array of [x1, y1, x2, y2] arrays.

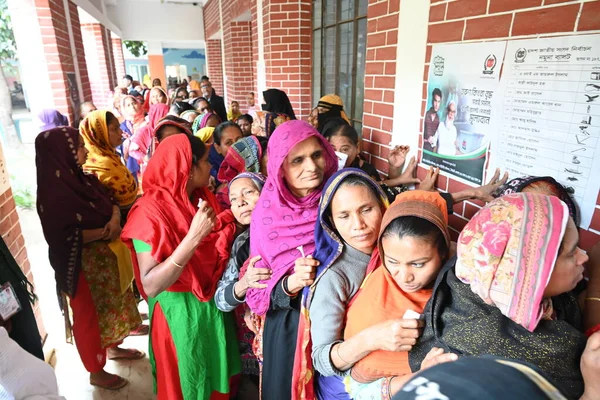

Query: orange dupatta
[[343, 190, 451, 383]]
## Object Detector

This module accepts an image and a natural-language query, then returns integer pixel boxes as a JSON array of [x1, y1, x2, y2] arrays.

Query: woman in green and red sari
[[121, 134, 241, 399]]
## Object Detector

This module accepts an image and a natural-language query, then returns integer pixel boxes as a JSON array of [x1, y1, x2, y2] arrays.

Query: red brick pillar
[[262, 0, 312, 118], [224, 21, 254, 106], [112, 37, 126, 81], [81, 23, 118, 109], [7, 0, 92, 124], [360, 0, 400, 176], [206, 39, 225, 96]]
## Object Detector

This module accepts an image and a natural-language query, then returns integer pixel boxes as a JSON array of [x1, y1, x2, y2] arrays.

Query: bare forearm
[[141, 236, 200, 297], [233, 280, 249, 300], [330, 330, 376, 371], [450, 190, 475, 204], [388, 165, 403, 180], [381, 176, 414, 187], [82, 229, 106, 244]]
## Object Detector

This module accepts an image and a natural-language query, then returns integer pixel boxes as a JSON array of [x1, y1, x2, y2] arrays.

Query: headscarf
[[408, 193, 585, 399], [37, 109, 69, 131], [495, 176, 579, 226], [120, 95, 145, 124], [189, 80, 201, 91], [216, 136, 266, 209], [456, 193, 569, 332], [193, 112, 221, 134], [229, 172, 266, 192], [293, 169, 389, 400], [154, 115, 193, 138], [180, 110, 200, 122], [245, 120, 338, 315], [195, 127, 215, 143], [227, 108, 242, 122], [80, 110, 138, 207], [262, 88, 296, 119], [344, 190, 451, 383], [149, 86, 169, 106], [129, 103, 169, 162], [317, 94, 350, 131], [264, 112, 291, 137], [35, 127, 114, 296], [121, 135, 237, 301]]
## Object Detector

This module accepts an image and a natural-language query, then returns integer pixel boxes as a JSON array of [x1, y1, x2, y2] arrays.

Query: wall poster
[[489, 34, 600, 229], [421, 41, 507, 185]]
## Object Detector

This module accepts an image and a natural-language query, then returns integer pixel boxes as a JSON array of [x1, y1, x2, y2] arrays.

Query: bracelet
[[585, 297, 600, 302], [170, 257, 184, 269], [282, 276, 296, 297], [381, 376, 393, 400]]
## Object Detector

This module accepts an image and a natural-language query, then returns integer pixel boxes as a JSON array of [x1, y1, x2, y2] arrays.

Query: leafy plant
[[0, 0, 16, 64], [124, 40, 147, 58], [13, 187, 34, 209]]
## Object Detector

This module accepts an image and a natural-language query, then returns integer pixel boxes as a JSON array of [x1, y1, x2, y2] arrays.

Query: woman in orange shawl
[[343, 190, 457, 399]]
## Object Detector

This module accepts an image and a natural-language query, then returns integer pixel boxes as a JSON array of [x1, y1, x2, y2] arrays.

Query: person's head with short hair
[[201, 75, 210, 83], [446, 101, 456, 123], [187, 75, 192, 82], [79, 101, 97, 121], [169, 101, 195, 116], [213, 121, 243, 156], [201, 81, 212, 99], [152, 78, 162, 87], [122, 74, 133, 88], [432, 88, 442, 112], [247, 92, 255, 107], [236, 114, 254, 136]]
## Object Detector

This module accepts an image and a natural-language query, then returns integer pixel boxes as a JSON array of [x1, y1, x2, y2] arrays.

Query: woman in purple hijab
[[36, 109, 70, 131]]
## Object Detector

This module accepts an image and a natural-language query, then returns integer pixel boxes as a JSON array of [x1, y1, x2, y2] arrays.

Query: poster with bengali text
[[489, 34, 600, 229], [421, 41, 507, 185]]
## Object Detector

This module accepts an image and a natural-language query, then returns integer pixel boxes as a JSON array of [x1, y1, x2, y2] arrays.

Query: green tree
[[123, 41, 148, 58], [0, 0, 21, 148]]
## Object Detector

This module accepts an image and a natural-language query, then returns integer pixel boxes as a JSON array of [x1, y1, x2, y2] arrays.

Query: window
[[312, 0, 368, 131]]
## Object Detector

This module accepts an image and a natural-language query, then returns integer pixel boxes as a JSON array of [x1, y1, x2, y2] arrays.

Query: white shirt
[[434, 120, 458, 155]]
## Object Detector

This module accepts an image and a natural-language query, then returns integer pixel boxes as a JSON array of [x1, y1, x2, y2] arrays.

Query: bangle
[[170, 257, 184, 269], [381, 376, 393, 400], [585, 324, 600, 338], [282, 276, 296, 297], [585, 297, 600, 302]]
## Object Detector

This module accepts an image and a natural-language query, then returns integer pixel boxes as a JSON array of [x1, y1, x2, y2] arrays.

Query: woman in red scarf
[[121, 134, 241, 399]]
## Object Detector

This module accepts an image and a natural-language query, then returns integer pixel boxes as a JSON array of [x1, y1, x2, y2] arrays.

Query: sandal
[[90, 374, 128, 390], [129, 324, 149, 336], [108, 348, 146, 361]]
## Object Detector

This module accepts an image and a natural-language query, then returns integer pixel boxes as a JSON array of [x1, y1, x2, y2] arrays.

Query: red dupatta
[[121, 134, 236, 300]]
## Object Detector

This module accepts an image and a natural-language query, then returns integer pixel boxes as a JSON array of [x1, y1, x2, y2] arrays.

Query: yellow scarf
[[80, 110, 138, 207]]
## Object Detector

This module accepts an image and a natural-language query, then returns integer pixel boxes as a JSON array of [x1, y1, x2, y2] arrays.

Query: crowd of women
[[18, 77, 600, 400]]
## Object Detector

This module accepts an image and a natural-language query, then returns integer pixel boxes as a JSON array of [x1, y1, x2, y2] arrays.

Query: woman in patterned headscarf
[[80, 110, 138, 218], [35, 127, 142, 391], [410, 193, 596, 399]]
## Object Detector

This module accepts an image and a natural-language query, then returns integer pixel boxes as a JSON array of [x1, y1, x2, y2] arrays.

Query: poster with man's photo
[[421, 41, 507, 185]]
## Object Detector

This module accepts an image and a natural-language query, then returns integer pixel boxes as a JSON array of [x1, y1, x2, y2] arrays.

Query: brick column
[[224, 21, 254, 105], [111, 37, 126, 81], [262, 0, 312, 118], [206, 39, 225, 96], [360, 0, 400, 176], [81, 23, 117, 109], [8, 0, 92, 124]]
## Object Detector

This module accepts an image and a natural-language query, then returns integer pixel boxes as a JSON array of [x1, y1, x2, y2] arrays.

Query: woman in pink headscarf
[[244, 120, 337, 399]]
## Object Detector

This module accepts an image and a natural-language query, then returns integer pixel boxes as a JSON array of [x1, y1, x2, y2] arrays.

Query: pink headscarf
[[456, 192, 569, 332], [129, 103, 169, 162], [245, 120, 338, 315]]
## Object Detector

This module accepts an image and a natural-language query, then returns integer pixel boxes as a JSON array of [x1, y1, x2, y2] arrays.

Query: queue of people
[[12, 75, 599, 400]]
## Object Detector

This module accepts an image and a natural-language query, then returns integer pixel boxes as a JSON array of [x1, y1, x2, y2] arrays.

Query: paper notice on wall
[[421, 41, 507, 185], [489, 34, 600, 229], [0, 141, 10, 194]]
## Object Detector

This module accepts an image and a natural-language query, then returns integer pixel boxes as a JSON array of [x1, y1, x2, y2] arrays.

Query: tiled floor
[[17, 208, 156, 399], [52, 313, 156, 400]]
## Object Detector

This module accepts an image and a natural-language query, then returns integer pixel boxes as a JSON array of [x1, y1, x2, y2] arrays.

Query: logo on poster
[[515, 48, 527, 63], [483, 54, 497, 75], [433, 56, 445, 76]]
